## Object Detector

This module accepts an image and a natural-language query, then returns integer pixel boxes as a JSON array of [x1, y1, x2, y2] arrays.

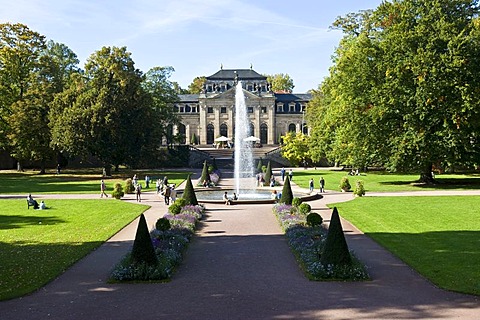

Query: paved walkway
[[1, 175, 479, 319]]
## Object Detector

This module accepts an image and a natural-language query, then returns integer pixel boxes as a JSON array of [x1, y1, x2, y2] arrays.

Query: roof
[[206, 69, 267, 81], [274, 93, 312, 102], [178, 94, 200, 102]]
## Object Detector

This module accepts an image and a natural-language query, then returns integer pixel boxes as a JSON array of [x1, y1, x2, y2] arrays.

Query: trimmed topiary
[[292, 197, 302, 207], [199, 161, 209, 186], [131, 214, 157, 266], [354, 180, 366, 197], [298, 203, 311, 215], [112, 182, 124, 199], [124, 178, 135, 194], [155, 217, 171, 231], [320, 207, 352, 266], [174, 198, 187, 208], [182, 175, 198, 205], [264, 161, 272, 183], [306, 212, 323, 227], [256, 158, 263, 173], [279, 175, 294, 205], [339, 177, 351, 192]]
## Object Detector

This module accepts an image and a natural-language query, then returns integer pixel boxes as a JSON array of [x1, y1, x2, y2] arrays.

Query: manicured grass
[[331, 196, 480, 296], [287, 169, 480, 192], [0, 169, 191, 194], [0, 199, 149, 300]]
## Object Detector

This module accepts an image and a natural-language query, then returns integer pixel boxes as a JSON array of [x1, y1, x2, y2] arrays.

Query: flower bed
[[110, 204, 205, 282], [273, 203, 369, 281]]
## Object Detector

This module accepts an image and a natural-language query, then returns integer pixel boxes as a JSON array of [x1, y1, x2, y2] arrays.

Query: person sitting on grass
[[39, 201, 46, 210]]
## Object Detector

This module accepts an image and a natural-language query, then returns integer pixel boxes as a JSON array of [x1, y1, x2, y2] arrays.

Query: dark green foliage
[[208, 165, 214, 174], [169, 202, 182, 215], [354, 180, 365, 197], [320, 207, 352, 266], [264, 161, 272, 183], [155, 217, 171, 231], [339, 177, 351, 191], [190, 133, 198, 145], [124, 178, 135, 194], [199, 161, 209, 185], [292, 197, 302, 207], [212, 157, 218, 170], [182, 175, 198, 205], [256, 158, 263, 173], [279, 176, 293, 205], [131, 214, 157, 266], [306, 212, 323, 227], [299, 203, 311, 215], [112, 182, 124, 199]]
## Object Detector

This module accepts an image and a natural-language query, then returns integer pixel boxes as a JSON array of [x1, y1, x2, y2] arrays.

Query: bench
[[27, 199, 35, 209]]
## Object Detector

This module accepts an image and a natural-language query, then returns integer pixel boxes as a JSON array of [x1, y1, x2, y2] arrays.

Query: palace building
[[175, 67, 311, 145]]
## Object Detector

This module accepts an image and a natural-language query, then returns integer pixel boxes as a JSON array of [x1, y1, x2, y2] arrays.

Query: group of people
[[27, 194, 46, 210], [308, 177, 326, 193], [280, 167, 294, 182], [223, 191, 237, 205]]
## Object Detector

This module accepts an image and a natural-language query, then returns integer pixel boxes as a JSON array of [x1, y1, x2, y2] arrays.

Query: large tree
[[188, 76, 206, 94], [266, 73, 295, 93], [308, 0, 480, 182]]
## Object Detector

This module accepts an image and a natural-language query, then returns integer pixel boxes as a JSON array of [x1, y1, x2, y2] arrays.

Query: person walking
[[289, 169, 293, 181], [135, 183, 142, 202], [309, 178, 314, 193], [319, 177, 325, 193], [280, 167, 286, 181], [100, 180, 108, 198], [164, 186, 171, 205]]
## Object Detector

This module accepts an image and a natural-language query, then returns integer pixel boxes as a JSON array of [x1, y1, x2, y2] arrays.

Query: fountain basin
[[180, 188, 321, 204]]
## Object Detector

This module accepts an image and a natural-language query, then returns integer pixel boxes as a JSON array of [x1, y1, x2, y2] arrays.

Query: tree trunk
[[419, 162, 435, 184], [16, 161, 23, 172], [103, 165, 112, 177], [114, 164, 119, 172], [39, 160, 46, 174]]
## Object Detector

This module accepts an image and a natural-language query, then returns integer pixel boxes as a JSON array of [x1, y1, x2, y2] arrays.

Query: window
[[249, 123, 255, 136], [185, 105, 191, 112], [191, 106, 197, 113], [207, 107, 213, 114], [289, 104, 295, 112], [276, 104, 283, 113], [207, 124, 215, 144], [261, 107, 267, 114], [178, 124, 186, 144], [220, 123, 228, 137], [288, 123, 296, 132], [247, 107, 253, 113], [179, 106, 184, 113], [260, 123, 268, 144], [221, 107, 227, 114]]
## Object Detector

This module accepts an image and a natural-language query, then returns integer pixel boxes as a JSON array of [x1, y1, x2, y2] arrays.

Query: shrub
[[279, 176, 294, 205], [182, 175, 198, 205], [131, 214, 158, 266], [264, 161, 272, 183], [168, 202, 182, 215], [174, 198, 187, 208], [320, 207, 352, 266], [155, 218, 171, 231], [306, 212, 323, 227], [354, 180, 366, 197], [298, 203, 311, 215], [124, 178, 135, 194], [292, 197, 302, 207], [199, 161, 209, 186], [112, 182, 124, 199], [339, 177, 351, 192], [256, 158, 263, 173], [208, 165, 215, 174]]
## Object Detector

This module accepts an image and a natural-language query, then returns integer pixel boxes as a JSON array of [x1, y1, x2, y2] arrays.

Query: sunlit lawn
[[331, 196, 480, 296], [0, 168, 192, 194], [287, 169, 480, 192], [0, 199, 149, 300]]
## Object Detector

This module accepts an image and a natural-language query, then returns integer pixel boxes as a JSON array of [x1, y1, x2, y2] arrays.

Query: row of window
[[174, 104, 306, 114]]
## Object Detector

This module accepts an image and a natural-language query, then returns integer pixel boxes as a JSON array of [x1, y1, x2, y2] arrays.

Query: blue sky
[[1, 0, 384, 92]]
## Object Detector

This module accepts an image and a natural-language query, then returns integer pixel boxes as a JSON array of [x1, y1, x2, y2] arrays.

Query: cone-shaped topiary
[[279, 175, 293, 205], [182, 175, 198, 205], [199, 161, 209, 185], [131, 214, 157, 266], [320, 207, 352, 266], [256, 158, 263, 173], [264, 161, 272, 183]]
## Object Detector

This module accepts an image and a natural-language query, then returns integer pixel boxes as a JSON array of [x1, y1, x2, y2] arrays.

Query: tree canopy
[[266, 73, 295, 93], [188, 76, 206, 94], [307, 0, 480, 181]]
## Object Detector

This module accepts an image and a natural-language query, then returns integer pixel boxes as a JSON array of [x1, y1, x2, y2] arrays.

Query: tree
[[131, 214, 157, 266], [266, 73, 294, 92], [188, 76, 206, 94], [308, 1, 480, 182], [279, 175, 293, 205], [320, 207, 352, 266], [264, 161, 273, 183], [199, 160, 209, 185], [182, 175, 198, 205], [281, 132, 311, 166]]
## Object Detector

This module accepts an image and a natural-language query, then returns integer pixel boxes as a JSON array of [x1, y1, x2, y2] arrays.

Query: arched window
[[185, 105, 191, 112], [302, 123, 308, 134], [206, 124, 215, 145], [220, 123, 228, 137], [260, 123, 268, 144], [249, 123, 254, 136], [288, 123, 296, 132], [178, 124, 186, 144]]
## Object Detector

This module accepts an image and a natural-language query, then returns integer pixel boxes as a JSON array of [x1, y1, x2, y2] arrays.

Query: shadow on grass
[[0, 213, 66, 230], [380, 177, 480, 190]]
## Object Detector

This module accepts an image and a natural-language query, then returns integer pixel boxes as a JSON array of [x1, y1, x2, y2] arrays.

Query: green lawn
[[288, 169, 480, 192], [331, 196, 480, 296], [0, 199, 149, 300], [0, 169, 191, 194]]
